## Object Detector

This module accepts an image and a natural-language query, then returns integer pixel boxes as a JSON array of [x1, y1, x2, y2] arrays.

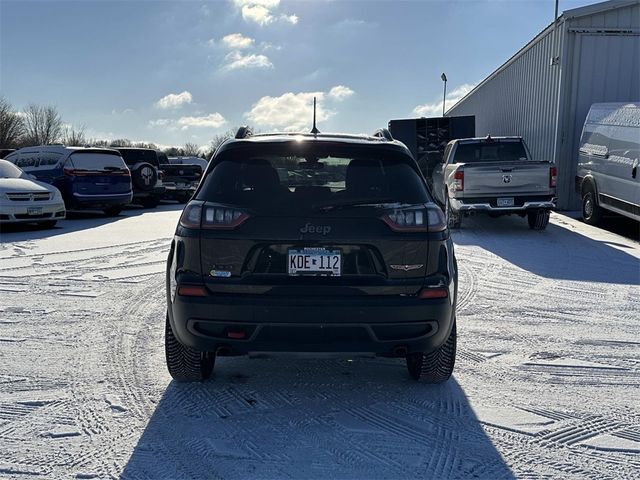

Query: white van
[[576, 102, 640, 224]]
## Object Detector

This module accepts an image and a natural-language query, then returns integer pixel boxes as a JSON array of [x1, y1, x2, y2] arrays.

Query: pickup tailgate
[[160, 164, 202, 183], [459, 161, 553, 196]]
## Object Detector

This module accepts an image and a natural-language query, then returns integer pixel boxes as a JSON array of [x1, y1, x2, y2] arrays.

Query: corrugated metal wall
[[557, 3, 640, 208], [447, 25, 563, 162], [448, 1, 640, 210]]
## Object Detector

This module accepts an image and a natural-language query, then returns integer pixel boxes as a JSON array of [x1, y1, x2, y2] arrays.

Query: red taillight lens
[[418, 287, 449, 299], [549, 166, 557, 188], [177, 285, 207, 297], [64, 168, 76, 177], [179, 201, 250, 230], [158, 171, 165, 181], [382, 205, 447, 232], [453, 170, 464, 191]]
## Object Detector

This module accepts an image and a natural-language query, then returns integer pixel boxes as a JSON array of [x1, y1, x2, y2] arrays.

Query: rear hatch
[[67, 150, 131, 195], [453, 140, 553, 197], [191, 142, 442, 296]]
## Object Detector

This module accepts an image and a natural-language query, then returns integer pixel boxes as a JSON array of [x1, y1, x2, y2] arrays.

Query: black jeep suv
[[165, 128, 458, 383]]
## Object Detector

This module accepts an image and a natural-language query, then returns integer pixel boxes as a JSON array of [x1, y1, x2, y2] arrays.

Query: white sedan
[[0, 159, 66, 228]]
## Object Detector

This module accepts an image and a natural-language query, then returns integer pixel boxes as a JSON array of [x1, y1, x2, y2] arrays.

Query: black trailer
[[388, 115, 475, 188]]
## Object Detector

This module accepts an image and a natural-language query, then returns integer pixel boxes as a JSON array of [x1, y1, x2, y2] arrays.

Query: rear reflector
[[177, 285, 207, 297], [226, 330, 246, 339], [418, 288, 448, 299]]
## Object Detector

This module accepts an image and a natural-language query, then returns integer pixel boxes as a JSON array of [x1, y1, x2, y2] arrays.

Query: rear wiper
[[312, 198, 397, 212]]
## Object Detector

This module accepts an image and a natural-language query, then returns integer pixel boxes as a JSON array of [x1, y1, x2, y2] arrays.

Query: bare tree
[[182, 142, 200, 157], [62, 124, 87, 146], [21, 104, 64, 145], [109, 138, 132, 147], [208, 126, 254, 158], [0, 97, 25, 148]]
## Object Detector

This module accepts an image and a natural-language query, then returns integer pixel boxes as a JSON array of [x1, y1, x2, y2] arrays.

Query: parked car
[[432, 136, 557, 230], [165, 127, 458, 383], [159, 160, 203, 203], [0, 159, 65, 227], [576, 102, 640, 225], [113, 148, 165, 208], [4, 146, 133, 216]]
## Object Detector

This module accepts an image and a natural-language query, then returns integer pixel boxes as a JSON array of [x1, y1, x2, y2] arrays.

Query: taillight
[[202, 204, 249, 229], [453, 170, 464, 191], [549, 166, 557, 188], [64, 168, 76, 177], [179, 201, 250, 230], [158, 171, 165, 181], [382, 205, 447, 232]]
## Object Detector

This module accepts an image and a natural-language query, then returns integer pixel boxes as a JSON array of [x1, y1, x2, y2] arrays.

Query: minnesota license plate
[[27, 207, 43, 215], [288, 248, 341, 276], [497, 197, 515, 207]]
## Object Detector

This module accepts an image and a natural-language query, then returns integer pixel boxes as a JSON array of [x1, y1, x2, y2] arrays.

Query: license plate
[[27, 207, 43, 215], [497, 197, 515, 207], [288, 248, 341, 276]]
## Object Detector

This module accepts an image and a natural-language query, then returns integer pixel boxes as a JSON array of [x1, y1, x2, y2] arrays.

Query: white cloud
[[155, 91, 193, 109], [231, 0, 297, 26], [149, 113, 227, 131], [246, 85, 355, 132], [177, 113, 227, 129], [413, 83, 475, 117], [222, 33, 255, 49], [328, 85, 354, 101], [223, 51, 273, 70]]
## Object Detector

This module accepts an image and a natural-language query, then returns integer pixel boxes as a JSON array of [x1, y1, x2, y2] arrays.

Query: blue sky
[[1, 0, 596, 149]]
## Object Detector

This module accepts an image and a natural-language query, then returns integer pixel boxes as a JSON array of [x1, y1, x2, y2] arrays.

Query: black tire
[[131, 162, 158, 191], [406, 320, 456, 383], [165, 313, 214, 382], [140, 196, 160, 209], [446, 197, 461, 229], [527, 209, 550, 230], [103, 207, 122, 217], [37, 220, 57, 229], [582, 186, 603, 225]]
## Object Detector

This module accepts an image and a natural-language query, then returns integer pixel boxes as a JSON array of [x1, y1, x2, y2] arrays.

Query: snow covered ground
[[0, 206, 638, 479]]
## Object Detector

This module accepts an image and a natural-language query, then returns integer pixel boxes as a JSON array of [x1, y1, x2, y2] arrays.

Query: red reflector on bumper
[[418, 288, 448, 299], [227, 330, 246, 339], [177, 285, 207, 297]]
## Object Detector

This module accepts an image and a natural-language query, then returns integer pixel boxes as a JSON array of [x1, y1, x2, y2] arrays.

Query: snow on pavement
[[0, 207, 638, 479]]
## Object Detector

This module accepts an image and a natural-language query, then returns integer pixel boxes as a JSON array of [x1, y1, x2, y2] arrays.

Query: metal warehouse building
[[447, 0, 640, 209]]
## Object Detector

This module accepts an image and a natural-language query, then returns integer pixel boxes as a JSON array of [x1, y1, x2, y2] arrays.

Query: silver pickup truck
[[432, 136, 556, 230]]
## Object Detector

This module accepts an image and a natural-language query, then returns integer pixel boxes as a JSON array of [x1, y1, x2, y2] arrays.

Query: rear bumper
[[0, 201, 66, 223], [168, 292, 455, 356], [451, 195, 556, 213], [71, 191, 133, 209], [162, 183, 196, 199]]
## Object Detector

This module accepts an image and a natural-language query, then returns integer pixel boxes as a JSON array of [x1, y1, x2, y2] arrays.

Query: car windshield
[[453, 141, 528, 163], [197, 143, 429, 214], [69, 152, 128, 171], [0, 159, 27, 179]]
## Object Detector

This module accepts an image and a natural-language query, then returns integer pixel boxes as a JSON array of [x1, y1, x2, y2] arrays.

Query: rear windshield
[[117, 149, 159, 167], [69, 152, 127, 171], [197, 144, 429, 213], [453, 141, 528, 163]]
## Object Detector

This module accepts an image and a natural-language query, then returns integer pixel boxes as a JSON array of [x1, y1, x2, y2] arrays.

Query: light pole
[[441, 73, 447, 117]]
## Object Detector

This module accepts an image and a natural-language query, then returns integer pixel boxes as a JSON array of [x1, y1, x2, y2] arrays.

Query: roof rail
[[235, 126, 253, 139], [372, 128, 393, 141]]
